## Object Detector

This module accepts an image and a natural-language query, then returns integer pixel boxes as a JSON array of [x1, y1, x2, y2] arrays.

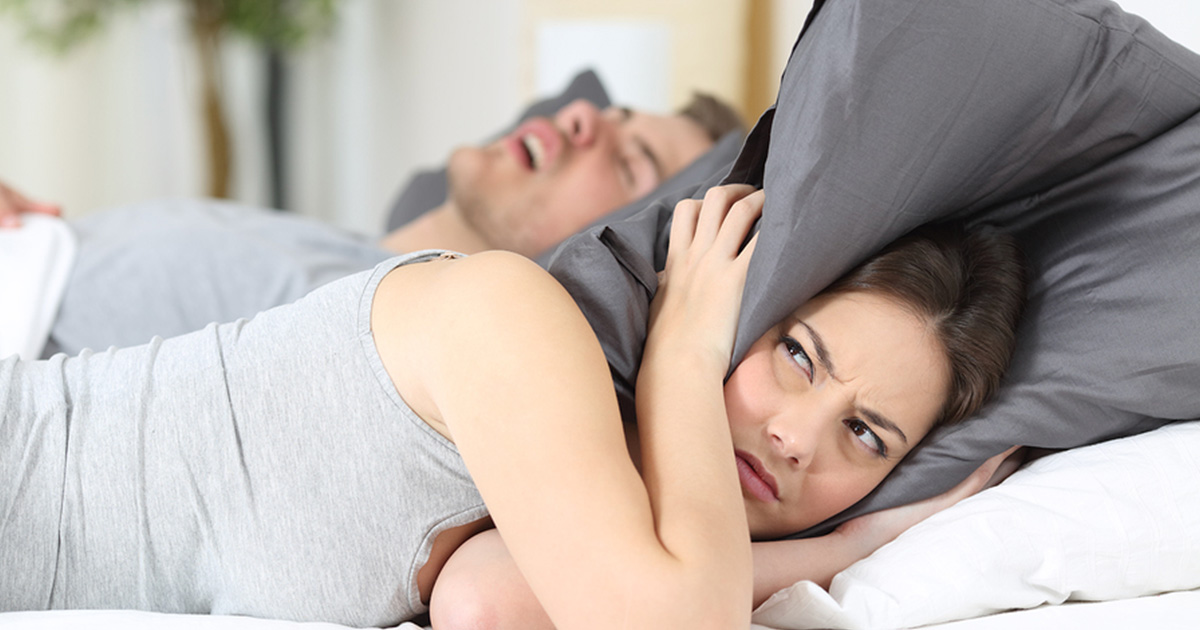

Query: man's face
[[445, 99, 715, 258]]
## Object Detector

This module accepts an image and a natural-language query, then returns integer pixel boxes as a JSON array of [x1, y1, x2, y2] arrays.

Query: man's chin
[[446, 145, 485, 179]]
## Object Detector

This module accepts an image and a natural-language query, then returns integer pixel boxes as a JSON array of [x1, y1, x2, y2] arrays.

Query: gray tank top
[[48, 199, 394, 356], [1, 250, 487, 626]]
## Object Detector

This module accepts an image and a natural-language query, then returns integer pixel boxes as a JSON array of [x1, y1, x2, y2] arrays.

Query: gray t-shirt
[[48, 199, 393, 356], [3, 251, 487, 625]]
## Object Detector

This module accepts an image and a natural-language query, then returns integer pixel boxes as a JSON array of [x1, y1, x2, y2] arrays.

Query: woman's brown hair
[[821, 223, 1027, 426]]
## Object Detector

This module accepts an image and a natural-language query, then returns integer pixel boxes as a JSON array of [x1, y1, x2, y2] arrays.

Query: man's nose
[[554, 99, 605, 148]]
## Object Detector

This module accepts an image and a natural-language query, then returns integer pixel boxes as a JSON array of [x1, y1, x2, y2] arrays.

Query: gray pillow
[[548, 0, 1200, 537]]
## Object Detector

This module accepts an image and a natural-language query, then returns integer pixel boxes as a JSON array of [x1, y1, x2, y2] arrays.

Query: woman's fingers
[[715, 190, 764, 256], [665, 185, 762, 281], [693, 184, 757, 247], [837, 446, 1025, 549], [980, 446, 1026, 490], [935, 446, 1024, 506], [668, 185, 761, 260], [653, 185, 763, 361], [737, 231, 760, 267], [668, 198, 702, 266]]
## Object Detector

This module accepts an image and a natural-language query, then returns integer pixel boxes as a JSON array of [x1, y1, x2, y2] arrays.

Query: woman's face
[[725, 291, 950, 539]]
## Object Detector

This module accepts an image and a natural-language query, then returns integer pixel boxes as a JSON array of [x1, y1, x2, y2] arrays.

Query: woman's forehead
[[788, 291, 949, 428]]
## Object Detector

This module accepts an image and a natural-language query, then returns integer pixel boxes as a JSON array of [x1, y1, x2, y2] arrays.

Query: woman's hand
[[648, 184, 761, 371], [749, 447, 1024, 605], [830, 446, 1025, 567], [0, 180, 61, 228]]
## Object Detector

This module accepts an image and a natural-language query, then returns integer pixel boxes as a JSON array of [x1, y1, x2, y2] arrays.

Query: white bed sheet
[[3, 592, 1199, 630], [0, 611, 421, 630], [923, 588, 1200, 630]]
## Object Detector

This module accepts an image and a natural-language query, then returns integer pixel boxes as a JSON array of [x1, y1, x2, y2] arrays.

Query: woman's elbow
[[429, 530, 555, 630]]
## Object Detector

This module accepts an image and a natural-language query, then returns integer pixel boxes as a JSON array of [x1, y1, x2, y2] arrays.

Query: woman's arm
[[374, 185, 760, 630], [428, 447, 1024, 629], [633, 185, 760, 588], [376, 250, 668, 628], [751, 445, 1023, 605]]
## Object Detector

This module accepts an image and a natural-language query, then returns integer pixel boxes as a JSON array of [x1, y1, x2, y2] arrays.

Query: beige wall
[[523, 0, 811, 126], [0, 0, 526, 231], [751, 0, 814, 122], [523, 0, 749, 121], [0, 0, 813, 228]]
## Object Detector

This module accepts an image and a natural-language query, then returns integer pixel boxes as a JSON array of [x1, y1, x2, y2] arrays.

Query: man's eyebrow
[[619, 107, 664, 182], [796, 317, 909, 445]]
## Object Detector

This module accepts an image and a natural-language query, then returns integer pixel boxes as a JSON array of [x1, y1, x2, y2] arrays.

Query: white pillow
[[0, 610, 425, 630], [750, 421, 1200, 629], [0, 214, 76, 360]]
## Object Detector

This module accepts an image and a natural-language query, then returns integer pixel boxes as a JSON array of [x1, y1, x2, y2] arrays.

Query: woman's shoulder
[[375, 250, 578, 326], [371, 250, 606, 439], [437, 250, 567, 303]]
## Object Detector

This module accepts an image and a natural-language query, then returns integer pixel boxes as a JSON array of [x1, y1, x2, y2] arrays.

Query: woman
[[0, 186, 1024, 628], [427, 186, 1029, 628]]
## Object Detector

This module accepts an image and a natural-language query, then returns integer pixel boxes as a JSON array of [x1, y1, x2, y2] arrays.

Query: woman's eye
[[781, 335, 813, 381], [845, 419, 888, 458]]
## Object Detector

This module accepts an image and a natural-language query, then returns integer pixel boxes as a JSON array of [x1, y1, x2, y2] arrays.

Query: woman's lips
[[735, 450, 779, 503]]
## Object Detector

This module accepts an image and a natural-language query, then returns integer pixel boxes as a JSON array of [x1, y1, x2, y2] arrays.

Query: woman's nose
[[769, 415, 823, 471], [554, 99, 603, 148]]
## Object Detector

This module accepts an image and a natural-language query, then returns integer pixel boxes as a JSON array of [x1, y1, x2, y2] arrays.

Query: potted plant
[[0, 0, 339, 200]]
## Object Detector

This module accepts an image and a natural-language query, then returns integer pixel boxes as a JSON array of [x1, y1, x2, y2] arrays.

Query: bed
[[4, 590, 1200, 629], [0, 419, 1196, 629], [4, 0, 1200, 626]]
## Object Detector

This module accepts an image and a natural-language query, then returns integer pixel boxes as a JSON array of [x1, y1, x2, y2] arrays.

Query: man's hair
[[821, 224, 1028, 427], [677, 92, 745, 142]]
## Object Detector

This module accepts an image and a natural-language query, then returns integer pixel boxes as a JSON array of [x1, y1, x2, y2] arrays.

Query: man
[[382, 96, 728, 258], [1, 89, 743, 355]]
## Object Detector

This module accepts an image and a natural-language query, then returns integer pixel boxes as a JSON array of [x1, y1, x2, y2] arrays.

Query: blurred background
[[0, 0, 1195, 235]]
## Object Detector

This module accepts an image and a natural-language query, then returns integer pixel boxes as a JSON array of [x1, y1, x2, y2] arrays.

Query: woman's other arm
[[428, 447, 1023, 629], [751, 445, 1023, 604]]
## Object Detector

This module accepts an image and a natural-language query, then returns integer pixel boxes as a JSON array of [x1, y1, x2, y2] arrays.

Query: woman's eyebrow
[[796, 318, 837, 379], [860, 408, 909, 445], [797, 318, 909, 444]]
